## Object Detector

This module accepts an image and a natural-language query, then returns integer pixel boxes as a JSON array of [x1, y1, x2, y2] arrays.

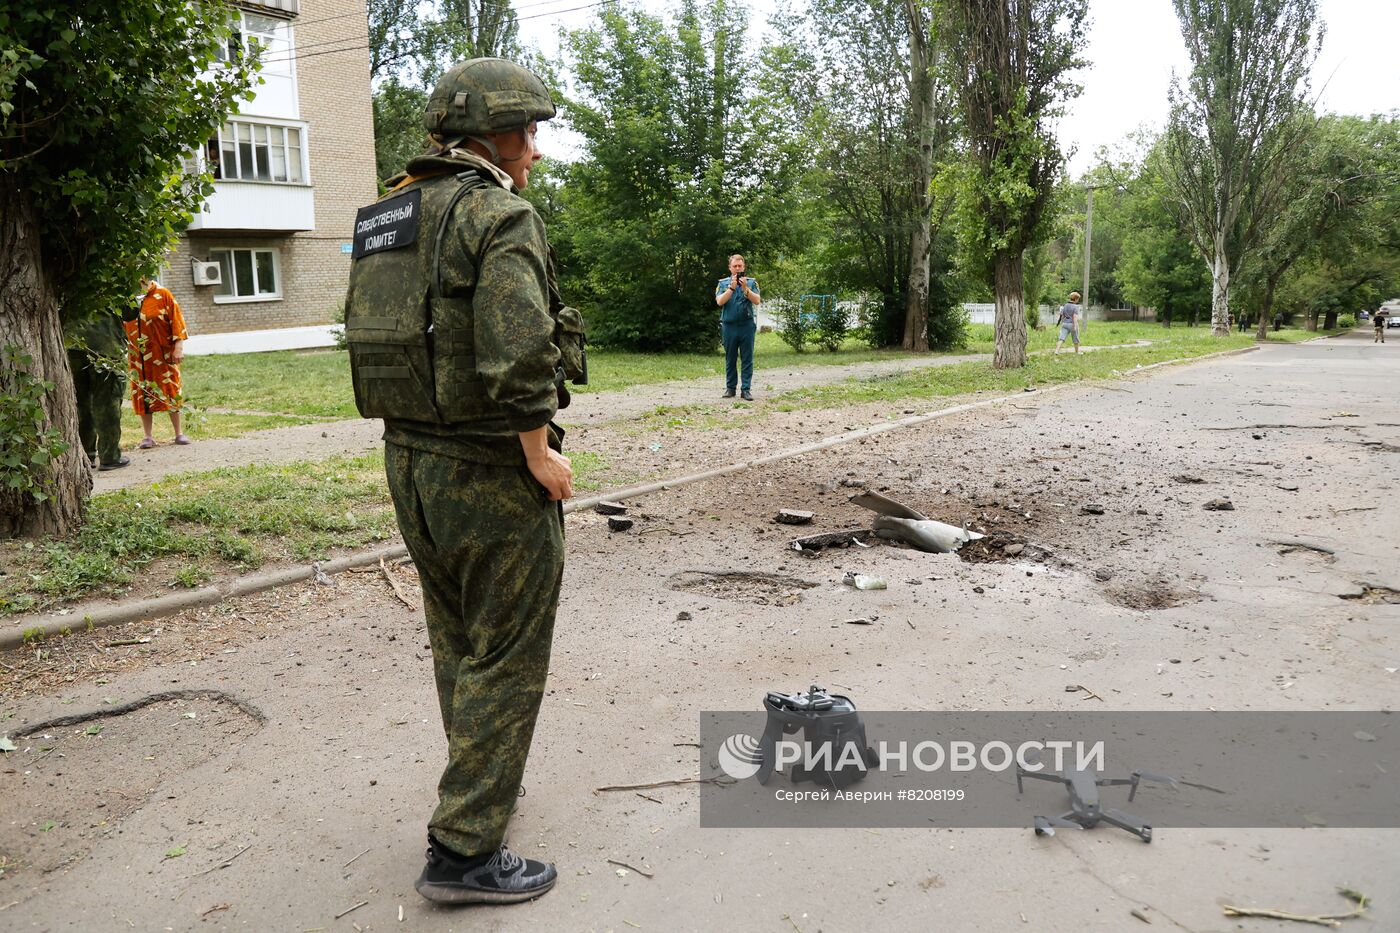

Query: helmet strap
[[466, 134, 501, 163]]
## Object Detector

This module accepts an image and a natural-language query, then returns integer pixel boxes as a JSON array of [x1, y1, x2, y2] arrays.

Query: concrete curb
[[2, 343, 1258, 650]]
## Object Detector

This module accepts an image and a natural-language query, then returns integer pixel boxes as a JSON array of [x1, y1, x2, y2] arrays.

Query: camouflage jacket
[[355, 150, 563, 465]]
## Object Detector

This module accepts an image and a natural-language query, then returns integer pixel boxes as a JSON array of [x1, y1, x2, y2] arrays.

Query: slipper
[[138, 437, 156, 449], [174, 434, 192, 445]]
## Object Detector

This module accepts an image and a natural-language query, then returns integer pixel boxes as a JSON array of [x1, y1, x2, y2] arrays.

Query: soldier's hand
[[527, 449, 573, 501]]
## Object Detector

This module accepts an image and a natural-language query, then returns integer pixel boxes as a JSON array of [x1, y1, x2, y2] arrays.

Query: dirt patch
[[1102, 578, 1199, 611], [1339, 584, 1400, 605], [667, 570, 818, 606], [0, 692, 263, 890], [957, 529, 1054, 565]]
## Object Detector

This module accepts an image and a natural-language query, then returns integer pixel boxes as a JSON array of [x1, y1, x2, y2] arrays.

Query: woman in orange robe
[[127, 276, 190, 446]]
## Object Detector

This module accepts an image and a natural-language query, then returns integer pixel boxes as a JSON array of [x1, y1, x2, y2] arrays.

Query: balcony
[[238, 0, 299, 16], [186, 181, 315, 233]]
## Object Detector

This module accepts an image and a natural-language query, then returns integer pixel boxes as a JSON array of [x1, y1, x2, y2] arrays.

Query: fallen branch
[[595, 776, 734, 793], [380, 558, 417, 611], [188, 844, 250, 878], [1221, 888, 1368, 928], [607, 858, 654, 879], [343, 847, 370, 868], [334, 901, 368, 920]]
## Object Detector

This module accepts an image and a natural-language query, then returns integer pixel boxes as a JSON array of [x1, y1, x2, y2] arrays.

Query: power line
[[258, 0, 625, 66]]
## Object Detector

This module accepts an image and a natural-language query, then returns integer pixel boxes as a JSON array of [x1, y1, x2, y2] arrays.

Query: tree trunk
[[0, 175, 91, 538], [1209, 237, 1231, 337], [1323, 309, 1338, 330], [1256, 277, 1277, 341], [991, 250, 1027, 369], [1304, 307, 1318, 331], [901, 0, 933, 352]]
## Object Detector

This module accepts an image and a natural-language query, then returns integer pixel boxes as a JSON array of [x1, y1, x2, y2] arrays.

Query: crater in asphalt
[[0, 692, 263, 892], [1339, 584, 1400, 605], [957, 529, 1054, 566], [1103, 578, 1199, 611], [667, 570, 819, 606]]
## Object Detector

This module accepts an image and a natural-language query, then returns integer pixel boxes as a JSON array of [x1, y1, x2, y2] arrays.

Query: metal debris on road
[[842, 573, 887, 591], [790, 530, 876, 552], [850, 490, 983, 553]]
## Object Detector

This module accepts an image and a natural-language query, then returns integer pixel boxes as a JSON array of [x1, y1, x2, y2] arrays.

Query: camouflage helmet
[[423, 58, 556, 140]]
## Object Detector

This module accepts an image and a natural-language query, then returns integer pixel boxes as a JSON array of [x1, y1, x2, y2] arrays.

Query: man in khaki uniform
[[343, 58, 584, 906]]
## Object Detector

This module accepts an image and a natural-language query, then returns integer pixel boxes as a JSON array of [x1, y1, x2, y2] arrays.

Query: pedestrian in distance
[[342, 57, 586, 907], [66, 309, 130, 471], [1054, 291, 1082, 354], [716, 253, 761, 400], [127, 275, 189, 447], [1375, 308, 1388, 343]]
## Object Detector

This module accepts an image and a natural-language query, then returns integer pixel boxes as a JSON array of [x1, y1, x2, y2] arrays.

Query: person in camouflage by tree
[[343, 58, 580, 906], [66, 309, 130, 471]]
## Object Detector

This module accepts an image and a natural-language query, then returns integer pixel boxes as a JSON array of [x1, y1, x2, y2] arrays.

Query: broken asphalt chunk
[[1081, 503, 1106, 515], [594, 500, 628, 516], [775, 509, 815, 525], [607, 516, 635, 531], [1202, 498, 1235, 511]]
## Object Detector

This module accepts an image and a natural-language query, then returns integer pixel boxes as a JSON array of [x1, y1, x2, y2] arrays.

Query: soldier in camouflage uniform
[[66, 310, 130, 470], [343, 58, 583, 905]]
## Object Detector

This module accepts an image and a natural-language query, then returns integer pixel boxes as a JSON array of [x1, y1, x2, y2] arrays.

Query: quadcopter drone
[[1016, 763, 1177, 843]]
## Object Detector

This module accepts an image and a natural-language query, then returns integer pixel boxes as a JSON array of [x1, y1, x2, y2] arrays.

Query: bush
[[772, 298, 808, 352], [1337, 313, 1356, 328], [812, 299, 849, 352], [0, 347, 69, 506], [850, 296, 885, 349]]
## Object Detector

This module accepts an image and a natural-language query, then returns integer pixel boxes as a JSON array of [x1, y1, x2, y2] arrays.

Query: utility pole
[[1082, 183, 1107, 329]]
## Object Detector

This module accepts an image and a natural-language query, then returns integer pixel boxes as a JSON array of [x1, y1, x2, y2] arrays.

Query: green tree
[[1163, 0, 1321, 336], [1116, 146, 1213, 327], [765, 0, 964, 350], [559, 0, 800, 351], [1, 0, 254, 537], [1240, 113, 1400, 336], [943, 0, 1088, 369]]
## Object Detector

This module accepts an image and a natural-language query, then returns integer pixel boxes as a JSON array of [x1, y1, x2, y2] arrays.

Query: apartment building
[[163, 0, 378, 334]]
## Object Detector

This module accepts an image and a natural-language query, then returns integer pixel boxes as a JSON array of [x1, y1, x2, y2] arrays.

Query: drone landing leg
[[1100, 808, 1152, 843]]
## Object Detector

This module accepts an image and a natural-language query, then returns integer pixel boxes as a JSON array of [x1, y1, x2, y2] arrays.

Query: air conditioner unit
[[191, 260, 222, 286]]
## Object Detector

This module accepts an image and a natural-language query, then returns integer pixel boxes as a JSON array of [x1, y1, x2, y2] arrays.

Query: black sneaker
[[740, 390, 754, 401], [415, 838, 557, 905], [98, 456, 131, 471], [722, 389, 736, 398]]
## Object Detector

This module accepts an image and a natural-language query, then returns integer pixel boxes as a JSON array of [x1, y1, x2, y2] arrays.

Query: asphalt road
[[4, 330, 1397, 932]]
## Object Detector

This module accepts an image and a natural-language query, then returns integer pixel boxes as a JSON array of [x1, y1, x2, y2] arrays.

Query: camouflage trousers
[[384, 443, 564, 857], [67, 350, 125, 465]]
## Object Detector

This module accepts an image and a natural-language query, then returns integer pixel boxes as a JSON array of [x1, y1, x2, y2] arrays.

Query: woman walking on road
[[1055, 291, 1082, 354]]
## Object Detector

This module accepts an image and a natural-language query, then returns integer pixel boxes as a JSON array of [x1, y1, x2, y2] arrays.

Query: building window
[[207, 121, 305, 183], [210, 248, 281, 302], [215, 11, 292, 75]]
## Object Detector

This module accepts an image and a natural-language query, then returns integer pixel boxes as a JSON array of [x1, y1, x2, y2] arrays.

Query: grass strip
[[1, 449, 610, 616], [778, 332, 1254, 408]]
